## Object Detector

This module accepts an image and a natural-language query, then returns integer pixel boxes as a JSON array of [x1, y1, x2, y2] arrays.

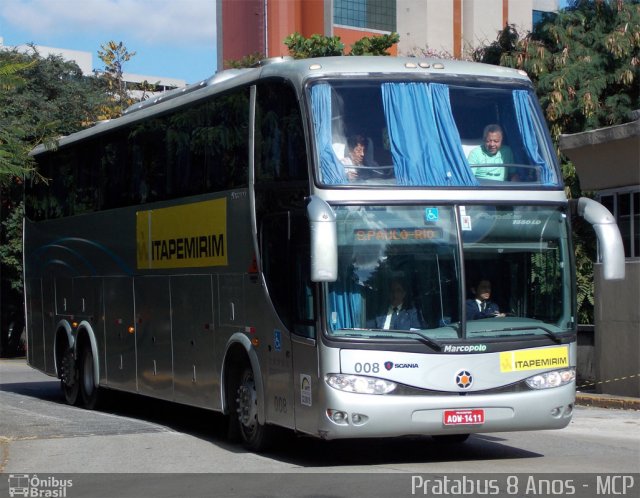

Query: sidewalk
[[576, 392, 640, 410]]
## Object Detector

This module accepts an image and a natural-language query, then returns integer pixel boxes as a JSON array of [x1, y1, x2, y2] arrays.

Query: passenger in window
[[466, 279, 506, 319], [369, 279, 422, 330], [467, 124, 514, 181], [340, 134, 368, 181]]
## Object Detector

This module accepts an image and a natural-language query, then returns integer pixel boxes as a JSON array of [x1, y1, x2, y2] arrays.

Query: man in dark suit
[[371, 279, 422, 330], [466, 279, 506, 320]]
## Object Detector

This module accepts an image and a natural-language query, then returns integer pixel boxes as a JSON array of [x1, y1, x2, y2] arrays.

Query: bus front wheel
[[235, 365, 273, 452], [60, 347, 79, 406]]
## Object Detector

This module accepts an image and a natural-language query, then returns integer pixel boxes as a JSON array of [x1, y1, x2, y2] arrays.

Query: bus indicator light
[[247, 255, 259, 274]]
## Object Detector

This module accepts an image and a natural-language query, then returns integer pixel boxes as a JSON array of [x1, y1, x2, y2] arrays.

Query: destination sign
[[354, 227, 443, 242]]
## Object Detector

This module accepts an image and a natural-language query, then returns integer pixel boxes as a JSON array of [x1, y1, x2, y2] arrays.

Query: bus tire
[[235, 365, 273, 452], [60, 346, 79, 406], [79, 345, 99, 409], [432, 433, 470, 444]]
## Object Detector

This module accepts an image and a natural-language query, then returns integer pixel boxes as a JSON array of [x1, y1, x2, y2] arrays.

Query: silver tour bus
[[24, 56, 625, 451]]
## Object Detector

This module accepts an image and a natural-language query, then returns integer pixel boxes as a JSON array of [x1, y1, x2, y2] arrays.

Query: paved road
[[1, 358, 639, 497]]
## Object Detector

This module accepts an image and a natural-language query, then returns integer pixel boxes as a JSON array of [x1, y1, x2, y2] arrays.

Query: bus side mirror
[[307, 196, 337, 282], [574, 197, 625, 281]]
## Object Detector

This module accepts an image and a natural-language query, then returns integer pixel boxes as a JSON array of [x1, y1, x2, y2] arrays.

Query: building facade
[[218, 0, 558, 66]]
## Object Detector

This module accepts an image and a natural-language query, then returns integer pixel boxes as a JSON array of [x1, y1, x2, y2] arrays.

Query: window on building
[[599, 188, 640, 258], [334, 0, 396, 32], [532, 9, 556, 29]]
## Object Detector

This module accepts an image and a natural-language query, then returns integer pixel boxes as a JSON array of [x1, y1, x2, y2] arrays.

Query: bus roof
[[31, 56, 531, 156]]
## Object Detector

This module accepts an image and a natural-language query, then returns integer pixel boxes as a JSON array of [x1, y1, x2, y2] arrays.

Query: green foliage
[[97, 40, 138, 118], [476, 1, 640, 141], [284, 32, 399, 58], [0, 52, 35, 91], [284, 33, 345, 58], [350, 32, 400, 56], [0, 203, 24, 292], [0, 53, 37, 184], [225, 52, 265, 69]]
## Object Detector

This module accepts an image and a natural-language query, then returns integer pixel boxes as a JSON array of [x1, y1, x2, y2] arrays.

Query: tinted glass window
[[27, 87, 250, 220]]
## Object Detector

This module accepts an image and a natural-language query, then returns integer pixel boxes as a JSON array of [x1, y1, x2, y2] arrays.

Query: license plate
[[443, 409, 485, 426]]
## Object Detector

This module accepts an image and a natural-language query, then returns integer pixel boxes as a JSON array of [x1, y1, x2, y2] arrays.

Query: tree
[[96, 40, 139, 118], [0, 48, 114, 355], [476, 1, 639, 140], [283, 32, 399, 58], [474, 0, 640, 323], [0, 53, 37, 184]]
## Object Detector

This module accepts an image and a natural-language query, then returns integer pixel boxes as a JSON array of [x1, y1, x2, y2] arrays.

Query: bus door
[[259, 211, 317, 431]]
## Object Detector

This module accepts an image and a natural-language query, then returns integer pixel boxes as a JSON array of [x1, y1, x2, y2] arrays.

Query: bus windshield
[[309, 79, 560, 187], [326, 205, 573, 342]]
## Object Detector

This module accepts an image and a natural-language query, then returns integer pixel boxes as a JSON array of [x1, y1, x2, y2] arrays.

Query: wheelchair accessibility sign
[[425, 207, 439, 222]]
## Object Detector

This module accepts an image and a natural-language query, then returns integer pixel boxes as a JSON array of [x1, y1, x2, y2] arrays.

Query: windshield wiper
[[472, 325, 563, 344], [341, 327, 443, 351], [387, 328, 443, 351]]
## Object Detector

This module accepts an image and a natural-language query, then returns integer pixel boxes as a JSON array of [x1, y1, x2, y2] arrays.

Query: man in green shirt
[[467, 124, 513, 181]]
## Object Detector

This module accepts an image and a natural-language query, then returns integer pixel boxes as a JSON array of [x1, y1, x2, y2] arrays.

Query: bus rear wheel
[[60, 347, 79, 405], [235, 365, 273, 452], [79, 345, 99, 409]]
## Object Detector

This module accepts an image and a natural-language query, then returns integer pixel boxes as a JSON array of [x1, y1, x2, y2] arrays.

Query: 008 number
[[354, 362, 379, 374]]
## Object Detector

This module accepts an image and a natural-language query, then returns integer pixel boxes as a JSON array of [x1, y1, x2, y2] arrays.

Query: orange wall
[[221, 0, 265, 66], [266, 0, 326, 57]]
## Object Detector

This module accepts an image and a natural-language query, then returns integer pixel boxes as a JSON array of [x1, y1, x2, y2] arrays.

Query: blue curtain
[[431, 84, 479, 186], [381, 83, 435, 185], [381, 82, 478, 186], [513, 90, 556, 185], [328, 267, 363, 330], [311, 84, 347, 184]]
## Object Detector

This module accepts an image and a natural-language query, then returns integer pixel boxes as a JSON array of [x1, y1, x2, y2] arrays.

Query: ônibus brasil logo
[[7, 474, 73, 497]]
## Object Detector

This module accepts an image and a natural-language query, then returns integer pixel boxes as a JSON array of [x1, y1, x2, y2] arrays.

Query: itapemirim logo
[[7, 474, 73, 497]]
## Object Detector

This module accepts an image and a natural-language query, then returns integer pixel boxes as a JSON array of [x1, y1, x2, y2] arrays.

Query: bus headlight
[[325, 374, 397, 394], [525, 367, 575, 389]]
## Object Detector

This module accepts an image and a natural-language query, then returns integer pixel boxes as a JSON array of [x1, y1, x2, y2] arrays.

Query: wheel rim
[[61, 348, 77, 389], [236, 369, 258, 438]]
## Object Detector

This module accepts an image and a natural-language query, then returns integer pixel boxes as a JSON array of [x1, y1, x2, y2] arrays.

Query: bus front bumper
[[315, 383, 575, 440]]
